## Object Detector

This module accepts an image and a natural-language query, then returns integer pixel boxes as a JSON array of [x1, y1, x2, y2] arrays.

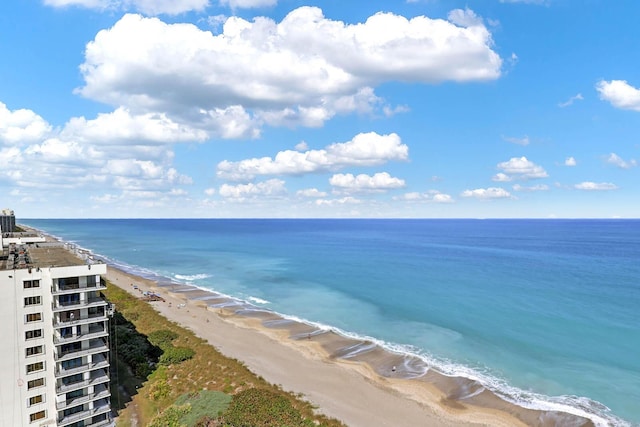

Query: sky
[[1, 0, 639, 218]]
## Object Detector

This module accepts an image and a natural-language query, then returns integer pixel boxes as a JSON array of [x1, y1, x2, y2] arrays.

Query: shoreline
[[20, 224, 603, 426], [106, 266, 594, 427]]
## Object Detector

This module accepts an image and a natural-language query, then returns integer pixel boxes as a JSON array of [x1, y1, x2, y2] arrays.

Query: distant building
[[0, 222, 113, 426], [1, 208, 16, 233]]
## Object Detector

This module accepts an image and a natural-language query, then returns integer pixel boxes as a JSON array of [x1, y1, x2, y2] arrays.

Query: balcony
[[56, 341, 109, 363], [57, 402, 111, 427], [57, 370, 110, 394], [54, 311, 107, 328], [55, 357, 110, 378], [52, 296, 108, 313], [51, 280, 107, 296], [54, 327, 108, 345], [56, 388, 111, 410]]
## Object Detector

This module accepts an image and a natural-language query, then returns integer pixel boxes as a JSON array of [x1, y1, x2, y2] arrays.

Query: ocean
[[21, 219, 640, 426]]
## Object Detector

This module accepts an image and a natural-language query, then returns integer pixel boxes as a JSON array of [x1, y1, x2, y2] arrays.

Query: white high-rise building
[[0, 228, 113, 426]]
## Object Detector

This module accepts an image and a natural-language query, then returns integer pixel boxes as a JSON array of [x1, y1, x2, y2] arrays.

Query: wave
[[174, 273, 211, 281], [23, 224, 632, 427]]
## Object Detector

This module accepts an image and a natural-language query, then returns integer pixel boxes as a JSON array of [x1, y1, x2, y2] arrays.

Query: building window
[[26, 345, 43, 357], [27, 378, 44, 390], [26, 313, 42, 323], [28, 395, 43, 406], [29, 410, 46, 422], [62, 373, 83, 386], [24, 296, 42, 306], [27, 361, 44, 374], [25, 329, 43, 340], [23, 280, 40, 289]]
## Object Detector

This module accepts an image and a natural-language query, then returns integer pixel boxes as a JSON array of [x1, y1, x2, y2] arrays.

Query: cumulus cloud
[[461, 187, 512, 199], [219, 179, 287, 198], [492, 172, 512, 182], [565, 156, 577, 166], [574, 182, 618, 191], [77, 8, 502, 134], [558, 93, 583, 108], [329, 172, 405, 192], [605, 153, 637, 169], [394, 190, 453, 203], [44, 0, 209, 15], [217, 132, 408, 181], [512, 184, 549, 192], [496, 156, 548, 180], [315, 196, 361, 206], [61, 107, 210, 144], [0, 102, 52, 144], [0, 101, 195, 198], [596, 80, 640, 112]]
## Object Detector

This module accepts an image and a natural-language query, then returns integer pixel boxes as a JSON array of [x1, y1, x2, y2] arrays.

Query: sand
[[106, 267, 537, 427]]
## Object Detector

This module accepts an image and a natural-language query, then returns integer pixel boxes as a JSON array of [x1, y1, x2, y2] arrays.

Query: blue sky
[[1, 0, 639, 218]]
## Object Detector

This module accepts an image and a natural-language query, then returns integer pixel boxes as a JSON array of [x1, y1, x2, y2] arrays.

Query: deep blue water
[[22, 219, 640, 426]]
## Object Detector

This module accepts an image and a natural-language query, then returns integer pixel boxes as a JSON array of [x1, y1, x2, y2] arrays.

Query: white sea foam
[[246, 296, 270, 305], [175, 273, 211, 281]]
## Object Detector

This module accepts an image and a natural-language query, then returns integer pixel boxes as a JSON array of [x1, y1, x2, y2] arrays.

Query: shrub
[[159, 346, 196, 365], [148, 329, 179, 349], [221, 388, 314, 427], [148, 403, 191, 427]]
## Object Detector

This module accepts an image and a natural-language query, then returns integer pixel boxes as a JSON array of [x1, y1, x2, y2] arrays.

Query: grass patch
[[104, 282, 345, 427]]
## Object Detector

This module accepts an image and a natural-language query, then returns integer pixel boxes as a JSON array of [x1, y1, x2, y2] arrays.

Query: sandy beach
[[105, 265, 590, 427]]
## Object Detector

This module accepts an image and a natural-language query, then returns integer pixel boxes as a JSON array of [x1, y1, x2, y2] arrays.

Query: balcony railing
[[51, 280, 107, 296], [57, 371, 110, 394], [55, 358, 110, 378], [57, 403, 111, 427], [55, 342, 109, 363], [54, 328, 108, 345], [52, 296, 108, 312], [53, 311, 107, 328], [56, 388, 111, 410]]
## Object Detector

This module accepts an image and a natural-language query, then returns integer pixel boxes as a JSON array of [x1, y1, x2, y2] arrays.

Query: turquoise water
[[22, 219, 640, 426]]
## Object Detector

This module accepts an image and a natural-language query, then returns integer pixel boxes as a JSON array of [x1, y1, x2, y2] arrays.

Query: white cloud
[[204, 188, 216, 196], [77, 8, 502, 133], [61, 107, 210, 144], [461, 187, 512, 199], [558, 93, 583, 108], [0, 102, 52, 144], [219, 0, 276, 9], [329, 172, 405, 192], [497, 156, 548, 180], [219, 179, 287, 198], [596, 80, 640, 112], [565, 156, 577, 166], [44, 0, 209, 15], [383, 104, 411, 117], [574, 182, 618, 191], [502, 135, 530, 146], [296, 188, 327, 198], [217, 132, 408, 181], [605, 153, 637, 169], [315, 196, 361, 206], [394, 190, 453, 203], [295, 141, 309, 151], [512, 184, 549, 192], [492, 172, 512, 182]]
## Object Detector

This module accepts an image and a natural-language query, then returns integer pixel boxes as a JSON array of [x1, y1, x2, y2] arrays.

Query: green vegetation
[[219, 388, 316, 427], [103, 282, 345, 427]]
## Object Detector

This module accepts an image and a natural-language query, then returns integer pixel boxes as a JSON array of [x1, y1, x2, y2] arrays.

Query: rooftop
[[1, 232, 98, 271]]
